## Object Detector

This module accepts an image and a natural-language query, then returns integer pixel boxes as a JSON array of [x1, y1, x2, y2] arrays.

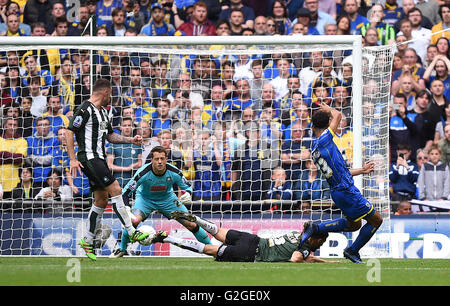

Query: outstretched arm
[[350, 161, 375, 176], [290, 251, 340, 263], [107, 132, 143, 145], [319, 102, 342, 134]]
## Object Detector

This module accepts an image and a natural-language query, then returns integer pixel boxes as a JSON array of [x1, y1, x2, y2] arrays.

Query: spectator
[[151, 98, 178, 137], [192, 130, 222, 201], [51, 57, 81, 115], [389, 142, 420, 201], [406, 7, 432, 64], [140, 3, 176, 36], [298, 51, 323, 96], [150, 59, 171, 102], [249, 59, 269, 104], [416, 148, 429, 170], [436, 36, 450, 58], [168, 72, 204, 108], [417, 144, 450, 211], [383, 0, 404, 27], [360, 4, 396, 46], [395, 200, 413, 215], [231, 122, 277, 201], [96, 0, 121, 28], [281, 120, 312, 181], [23, 54, 54, 96], [389, 93, 419, 161], [23, 0, 55, 27], [270, 57, 293, 101], [342, 0, 369, 35], [308, 79, 332, 113], [107, 117, 143, 187], [11, 165, 41, 200], [434, 103, 450, 143], [52, 128, 90, 201], [40, 95, 70, 136], [67, 4, 90, 36], [269, 0, 291, 35], [107, 7, 128, 36], [294, 151, 331, 202], [424, 44, 439, 69], [281, 91, 313, 141], [423, 54, 450, 96], [136, 119, 158, 165], [219, 0, 255, 29], [438, 123, 450, 165], [259, 103, 282, 150], [0, 117, 27, 199], [1, 9, 29, 36], [391, 48, 426, 95], [254, 15, 267, 35], [416, 0, 441, 26], [335, 14, 351, 35], [178, 1, 216, 36], [229, 8, 246, 35], [266, 167, 294, 201], [45, 1, 65, 34], [223, 78, 254, 120], [28, 76, 47, 117], [429, 79, 450, 133], [265, 16, 277, 35], [148, 129, 183, 169], [215, 18, 232, 35], [412, 90, 434, 151], [0, 1, 31, 34], [26, 116, 58, 186], [34, 168, 73, 202], [191, 55, 216, 100], [19, 96, 34, 138], [201, 84, 225, 131], [332, 85, 352, 126], [431, 4, 450, 45], [303, 0, 335, 35]]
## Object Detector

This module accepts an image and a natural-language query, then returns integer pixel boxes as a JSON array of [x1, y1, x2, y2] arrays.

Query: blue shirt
[[311, 128, 354, 190], [122, 163, 192, 203]]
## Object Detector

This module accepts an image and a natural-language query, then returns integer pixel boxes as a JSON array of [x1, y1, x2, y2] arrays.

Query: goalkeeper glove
[[179, 191, 192, 205]]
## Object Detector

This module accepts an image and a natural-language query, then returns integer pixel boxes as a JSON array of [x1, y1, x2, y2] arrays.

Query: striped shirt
[[68, 101, 113, 162]]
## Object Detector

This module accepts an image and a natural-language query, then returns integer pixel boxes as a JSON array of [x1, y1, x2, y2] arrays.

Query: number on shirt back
[[312, 150, 333, 179]]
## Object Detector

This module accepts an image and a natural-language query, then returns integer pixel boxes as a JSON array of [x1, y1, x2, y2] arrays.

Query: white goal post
[[0, 35, 392, 258]]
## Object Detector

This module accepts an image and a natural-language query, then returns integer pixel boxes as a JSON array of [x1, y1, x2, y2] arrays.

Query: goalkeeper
[[149, 211, 338, 263], [110, 146, 211, 258]]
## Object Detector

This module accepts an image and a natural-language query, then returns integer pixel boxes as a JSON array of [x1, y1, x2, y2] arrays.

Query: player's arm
[[290, 251, 339, 263], [350, 161, 375, 176], [64, 128, 83, 177], [319, 102, 342, 134], [107, 132, 143, 146], [173, 169, 193, 204]]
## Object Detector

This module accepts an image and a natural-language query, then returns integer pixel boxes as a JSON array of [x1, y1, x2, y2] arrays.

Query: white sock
[[164, 236, 205, 254], [111, 195, 134, 236], [195, 216, 219, 236], [85, 205, 104, 244]]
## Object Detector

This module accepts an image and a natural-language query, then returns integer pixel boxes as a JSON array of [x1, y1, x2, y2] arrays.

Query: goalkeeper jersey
[[122, 162, 193, 203], [255, 231, 313, 262]]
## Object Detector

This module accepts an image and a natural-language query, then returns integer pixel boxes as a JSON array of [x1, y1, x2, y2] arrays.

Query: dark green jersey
[[68, 101, 113, 162], [255, 231, 313, 262]]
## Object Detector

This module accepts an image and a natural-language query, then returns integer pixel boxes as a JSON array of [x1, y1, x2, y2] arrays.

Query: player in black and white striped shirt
[[65, 78, 149, 261]]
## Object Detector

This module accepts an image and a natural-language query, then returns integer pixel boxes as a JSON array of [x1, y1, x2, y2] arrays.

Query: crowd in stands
[[0, 0, 449, 214]]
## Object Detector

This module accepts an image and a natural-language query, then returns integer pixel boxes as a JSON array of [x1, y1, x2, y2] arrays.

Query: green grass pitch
[[0, 257, 448, 286]]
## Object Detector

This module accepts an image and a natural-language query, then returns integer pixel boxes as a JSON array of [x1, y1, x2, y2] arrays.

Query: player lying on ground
[[66, 79, 149, 261], [148, 211, 339, 263], [300, 102, 383, 263], [109, 146, 211, 258]]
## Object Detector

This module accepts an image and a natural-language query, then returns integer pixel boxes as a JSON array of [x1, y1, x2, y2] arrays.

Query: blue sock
[[317, 218, 349, 233], [192, 226, 212, 245], [120, 228, 130, 251], [348, 223, 378, 253]]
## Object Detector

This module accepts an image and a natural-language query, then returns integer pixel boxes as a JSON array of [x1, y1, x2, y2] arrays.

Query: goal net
[[0, 36, 392, 258]]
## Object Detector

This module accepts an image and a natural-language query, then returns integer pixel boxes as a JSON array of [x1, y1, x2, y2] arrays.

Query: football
[[138, 225, 157, 246]]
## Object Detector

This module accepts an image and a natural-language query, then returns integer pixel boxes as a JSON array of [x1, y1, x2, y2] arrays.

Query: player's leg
[[345, 210, 383, 256], [169, 210, 227, 242], [152, 230, 217, 256], [79, 189, 109, 260], [165, 204, 212, 245]]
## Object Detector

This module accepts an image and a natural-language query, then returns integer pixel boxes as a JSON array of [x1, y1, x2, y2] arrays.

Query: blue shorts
[[331, 185, 375, 221], [132, 194, 189, 221]]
